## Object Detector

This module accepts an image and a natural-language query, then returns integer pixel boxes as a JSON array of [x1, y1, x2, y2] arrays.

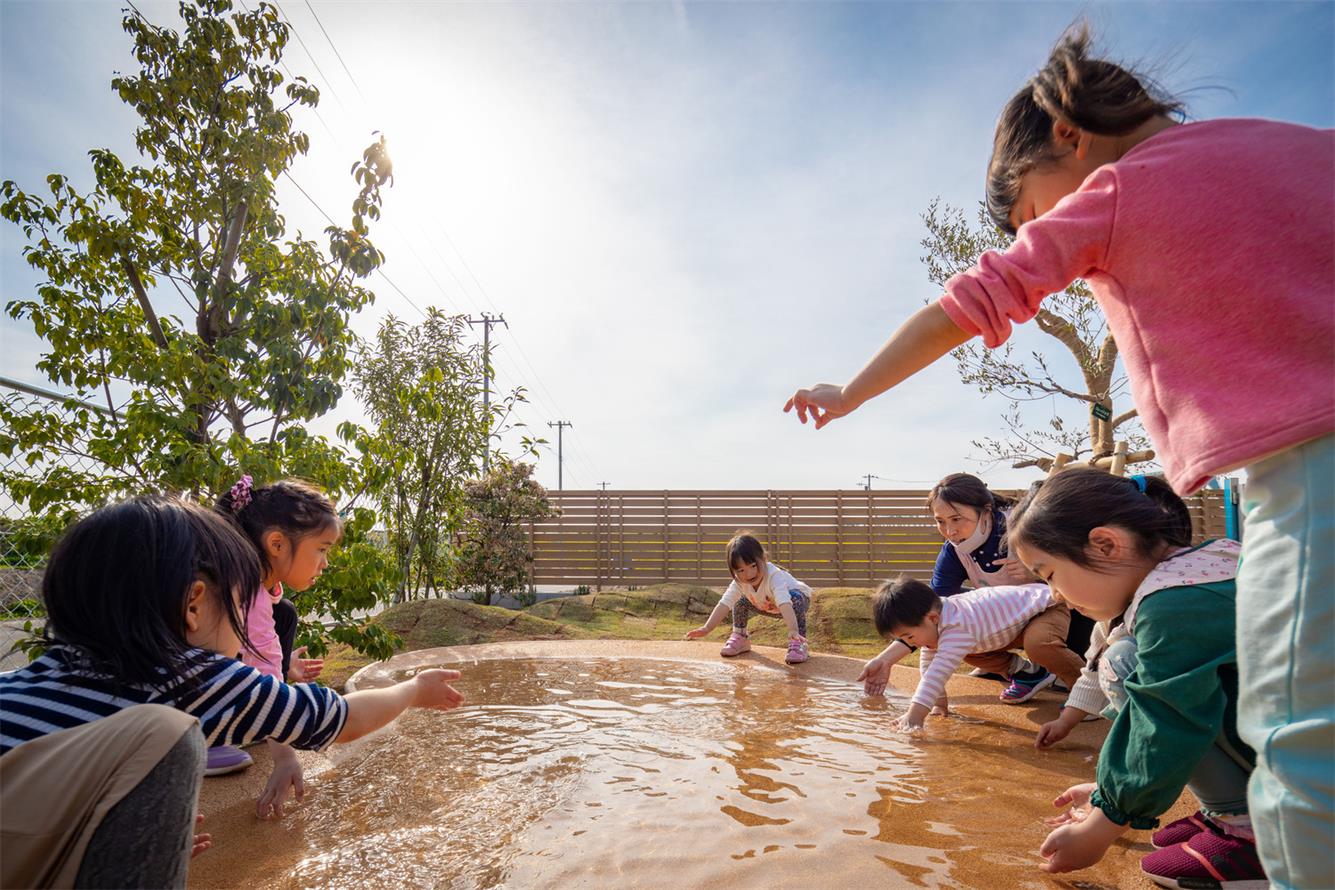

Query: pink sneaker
[[720, 631, 751, 657], [785, 636, 810, 665]]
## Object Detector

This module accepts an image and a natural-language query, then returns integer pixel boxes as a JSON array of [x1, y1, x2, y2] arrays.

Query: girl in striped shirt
[[871, 578, 1083, 732], [0, 496, 464, 888]]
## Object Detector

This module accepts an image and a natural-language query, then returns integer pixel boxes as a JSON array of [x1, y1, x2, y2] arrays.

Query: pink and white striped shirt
[[913, 585, 1053, 709]]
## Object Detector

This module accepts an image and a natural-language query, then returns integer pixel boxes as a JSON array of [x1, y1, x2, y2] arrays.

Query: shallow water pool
[[208, 655, 1114, 889]]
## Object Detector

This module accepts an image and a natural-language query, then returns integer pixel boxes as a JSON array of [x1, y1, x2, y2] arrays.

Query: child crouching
[[686, 533, 813, 665], [872, 578, 1082, 731]]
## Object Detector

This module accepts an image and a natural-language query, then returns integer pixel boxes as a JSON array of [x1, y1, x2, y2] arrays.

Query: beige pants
[[964, 603, 1084, 689], [0, 704, 200, 889]]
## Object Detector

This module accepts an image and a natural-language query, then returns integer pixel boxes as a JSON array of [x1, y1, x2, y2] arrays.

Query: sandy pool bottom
[[193, 641, 1188, 889]]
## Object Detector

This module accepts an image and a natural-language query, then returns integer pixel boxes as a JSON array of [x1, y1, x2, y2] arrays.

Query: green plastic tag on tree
[[1091, 403, 1112, 421]]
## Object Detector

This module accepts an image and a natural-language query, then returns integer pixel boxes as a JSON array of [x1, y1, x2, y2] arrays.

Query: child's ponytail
[[987, 23, 1182, 235], [1007, 467, 1195, 568]]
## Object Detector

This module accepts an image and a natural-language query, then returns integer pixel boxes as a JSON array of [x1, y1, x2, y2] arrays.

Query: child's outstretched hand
[[1044, 782, 1096, 827], [191, 814, 212, 858], [684, 626, 711, 640], [257, 743, 304, 819], [893, 714, 925, 735], [856, 656, 890, 696], [287, 646, 325, 683], [1039, 788, 1124, 874], [412, 669, 465, 711], [784, 384, 852, 429]]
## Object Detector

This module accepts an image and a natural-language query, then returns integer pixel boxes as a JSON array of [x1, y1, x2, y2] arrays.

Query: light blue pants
[[1236, 434, 1335, 890]]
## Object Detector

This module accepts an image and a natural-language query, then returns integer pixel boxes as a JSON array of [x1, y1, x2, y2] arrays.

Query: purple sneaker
[[1140, 829, 1267, 889], [205, 745, 253, 777], [785, 635, 810, 665], [720, 631, 751, 657], [999, 667, 1055, 703]]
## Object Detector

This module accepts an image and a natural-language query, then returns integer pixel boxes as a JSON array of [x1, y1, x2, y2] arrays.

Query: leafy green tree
[[456, 459, 558, 606], [920, 200, 1151, 471], [343, 309, 534, 601], [0, 0, 398, 657]]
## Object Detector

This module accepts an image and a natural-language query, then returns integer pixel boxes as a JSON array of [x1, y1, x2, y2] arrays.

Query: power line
[[272, 1, 348, 113], [273, 7, 601, 483], [281, 171, 428, 320], [302, 0, 369, 105]]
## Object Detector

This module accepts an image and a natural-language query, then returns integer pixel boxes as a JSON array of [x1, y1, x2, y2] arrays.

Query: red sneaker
[[1140, 829, 1267, 889]]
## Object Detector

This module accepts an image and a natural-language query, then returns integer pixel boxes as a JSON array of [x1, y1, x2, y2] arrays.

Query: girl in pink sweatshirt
[[785, 25, 1332, 890]]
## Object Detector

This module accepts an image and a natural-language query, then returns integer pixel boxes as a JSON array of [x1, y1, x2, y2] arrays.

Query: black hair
[[871, 577, 942, 637], [925, 472, 1014, 514], [216, 478, 340, 575], [41, 496, 261, 696], [987, 23, 1183, 236], [1007, 468, 1194, 570], [726, 532, 766, 576]]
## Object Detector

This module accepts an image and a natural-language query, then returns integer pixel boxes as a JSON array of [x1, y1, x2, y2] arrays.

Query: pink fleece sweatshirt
[[939, 118, 1334, 494], [242, 583, 284, 679]]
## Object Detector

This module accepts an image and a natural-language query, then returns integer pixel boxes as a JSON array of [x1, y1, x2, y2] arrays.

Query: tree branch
[[121, 257, 169, 349]]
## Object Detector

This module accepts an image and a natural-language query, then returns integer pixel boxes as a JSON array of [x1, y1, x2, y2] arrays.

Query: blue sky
[[2, 1, 1331, 491]]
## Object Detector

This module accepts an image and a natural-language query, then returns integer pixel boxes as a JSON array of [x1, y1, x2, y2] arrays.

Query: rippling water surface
[[242, 657, 1103, 890]]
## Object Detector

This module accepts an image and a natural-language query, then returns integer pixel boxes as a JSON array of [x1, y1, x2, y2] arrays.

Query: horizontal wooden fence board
[[529, 488, 1229, 587]]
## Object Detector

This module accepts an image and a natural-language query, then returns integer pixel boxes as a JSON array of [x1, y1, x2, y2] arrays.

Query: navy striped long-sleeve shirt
[[0, 646, 348, 754]]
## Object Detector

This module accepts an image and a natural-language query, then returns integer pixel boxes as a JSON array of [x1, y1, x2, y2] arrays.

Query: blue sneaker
[[999, 667, 1055, 703], [205, 745, 253, 776]]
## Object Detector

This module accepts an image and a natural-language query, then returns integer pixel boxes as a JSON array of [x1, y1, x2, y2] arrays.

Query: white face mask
[[952, 509, 992, 556], [951, 510, 1007, 588]]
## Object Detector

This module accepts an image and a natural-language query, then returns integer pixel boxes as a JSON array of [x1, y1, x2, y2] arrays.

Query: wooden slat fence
[[529, 488, 1230, 588]]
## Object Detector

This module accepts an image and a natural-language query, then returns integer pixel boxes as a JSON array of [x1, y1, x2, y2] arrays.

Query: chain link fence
[[1, 379, 110, 626]]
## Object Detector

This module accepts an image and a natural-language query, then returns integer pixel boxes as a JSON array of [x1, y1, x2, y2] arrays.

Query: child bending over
[[871, 578, 1082, 730], [1010, 468, 1262, 886]]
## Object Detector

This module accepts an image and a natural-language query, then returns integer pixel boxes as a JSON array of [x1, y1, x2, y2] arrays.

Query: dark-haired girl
[[784, 24, 1332, 886], [1007, 469, 1262, 887], [214, 475, 340, 817], [686, 533, 814, 665], [0, 497, 464, 888]]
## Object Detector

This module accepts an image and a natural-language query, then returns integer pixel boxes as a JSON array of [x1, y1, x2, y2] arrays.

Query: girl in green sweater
[[1008, 468, 1265, 889]]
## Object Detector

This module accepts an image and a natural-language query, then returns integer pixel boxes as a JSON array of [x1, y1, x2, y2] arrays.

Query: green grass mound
[[322, 584, 901, 689]]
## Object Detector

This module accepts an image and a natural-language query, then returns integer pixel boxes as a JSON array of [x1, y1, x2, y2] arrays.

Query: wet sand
[[193, 640, 1191, 888]]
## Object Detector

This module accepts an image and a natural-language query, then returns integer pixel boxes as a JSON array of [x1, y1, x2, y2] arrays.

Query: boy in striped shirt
[[872, 578, 1084, 731]]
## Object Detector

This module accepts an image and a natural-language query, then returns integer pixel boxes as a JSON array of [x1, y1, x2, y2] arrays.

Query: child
[[784, 25, 1331, 885], [0, 496, 465, 888], [685, 533, 813, 665], [859, 473, 1089, 702], [1008, 468, 1263, 886], [214, 475, 338, 818], [872, 577, 1082, 730]]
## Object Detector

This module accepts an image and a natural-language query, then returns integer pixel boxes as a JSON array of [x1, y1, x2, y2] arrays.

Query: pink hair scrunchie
[[228, 474, 254, 513]]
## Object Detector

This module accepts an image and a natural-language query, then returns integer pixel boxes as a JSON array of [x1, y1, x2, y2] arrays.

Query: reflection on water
[[233, 657, 1104, 889]]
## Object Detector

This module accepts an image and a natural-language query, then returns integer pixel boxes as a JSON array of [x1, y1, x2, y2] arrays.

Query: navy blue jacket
[[930, 509, 1009, 596]]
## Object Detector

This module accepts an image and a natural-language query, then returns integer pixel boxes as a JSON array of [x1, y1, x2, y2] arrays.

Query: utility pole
[[597, 482, 611, 491], [548, 420, 572, 490], [467, 313, 507, 472], [861, 473, 874, 491]]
